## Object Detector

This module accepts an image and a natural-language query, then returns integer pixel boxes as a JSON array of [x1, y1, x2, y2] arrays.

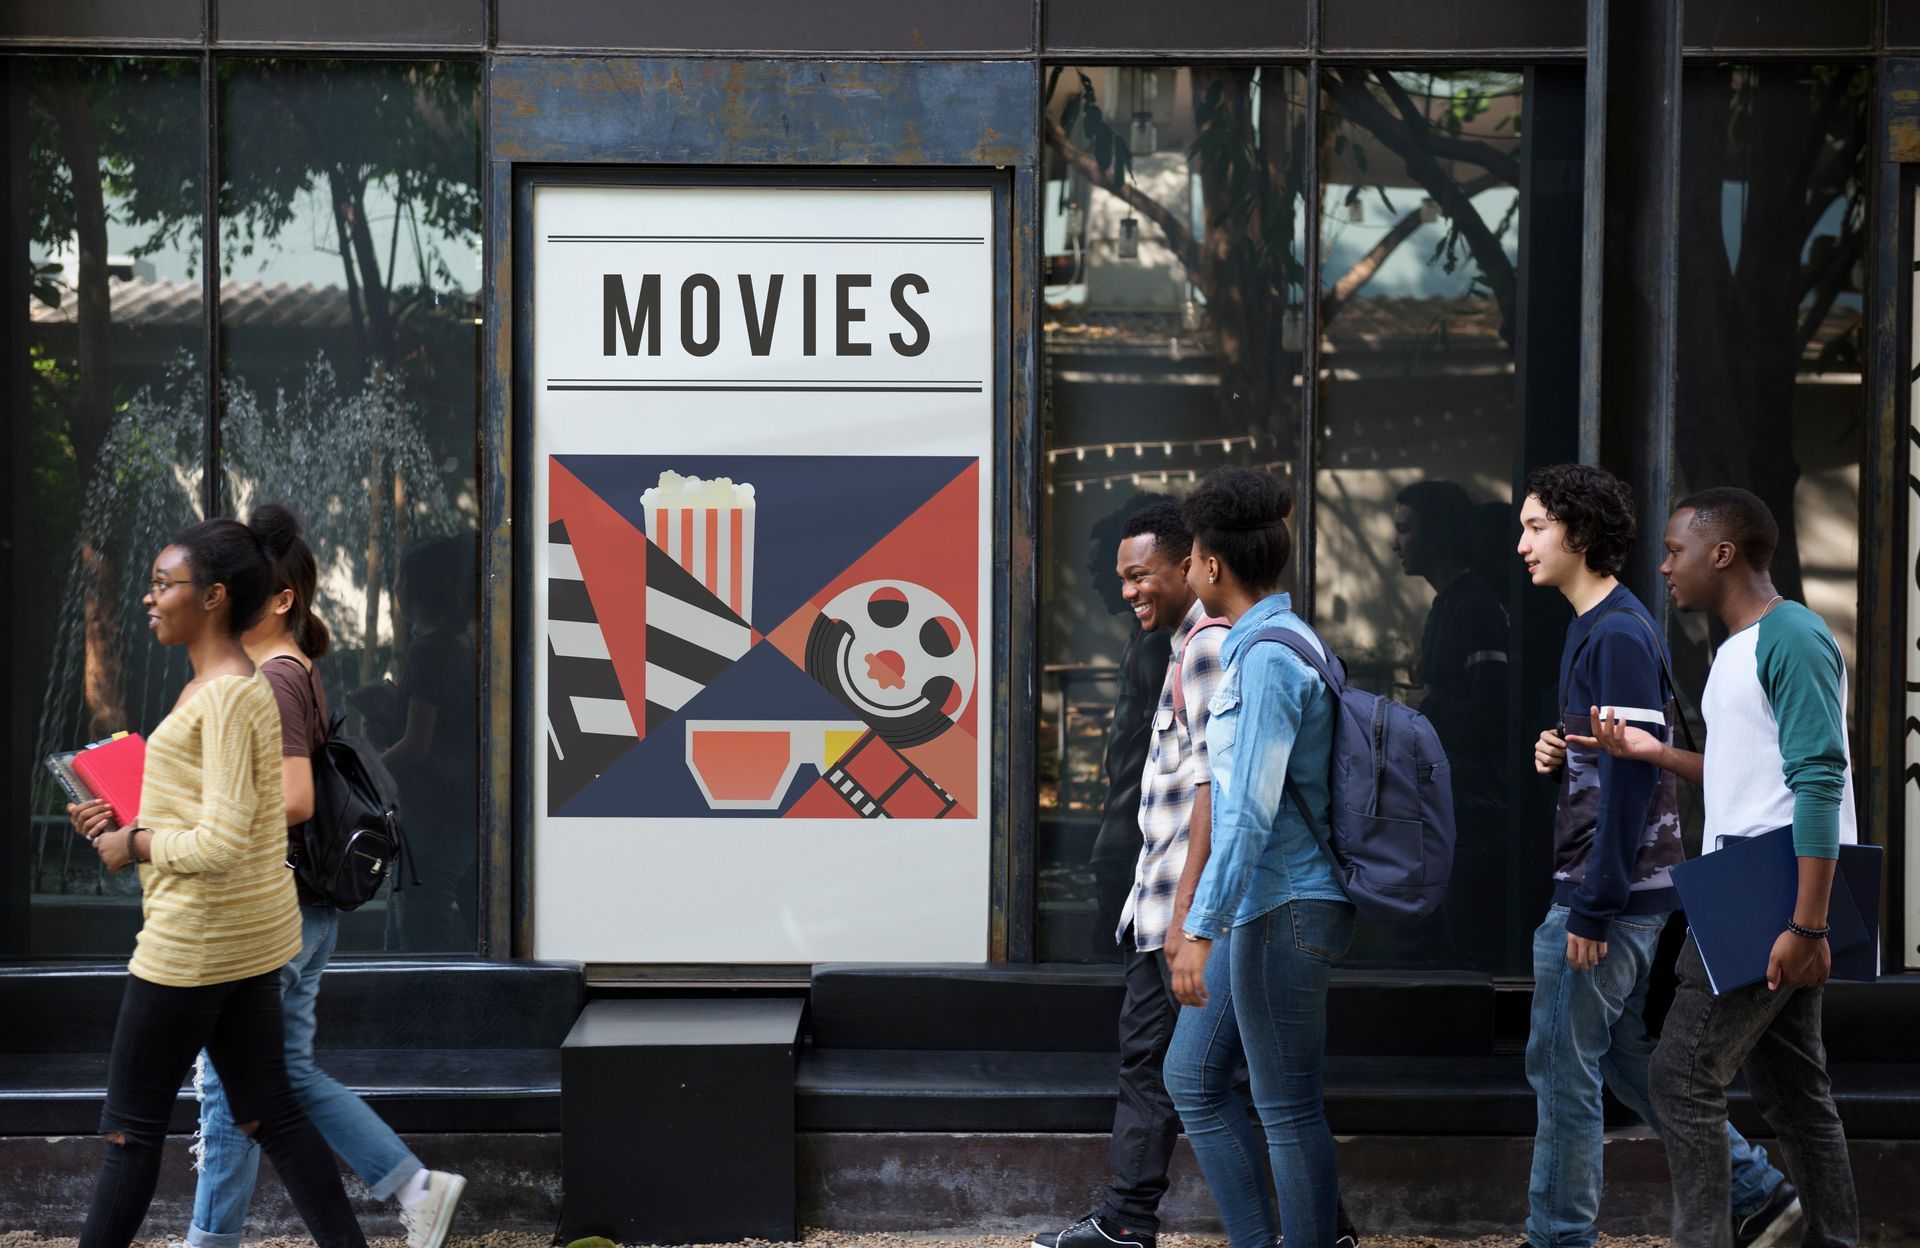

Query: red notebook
[[71, 733, 146, 827]]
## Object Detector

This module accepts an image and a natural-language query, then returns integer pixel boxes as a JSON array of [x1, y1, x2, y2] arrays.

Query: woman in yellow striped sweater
[[67, 518, 364, 1248]]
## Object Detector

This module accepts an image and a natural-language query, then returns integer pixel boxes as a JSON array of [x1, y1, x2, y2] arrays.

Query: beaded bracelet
[[1785, 918, 1830, 940]]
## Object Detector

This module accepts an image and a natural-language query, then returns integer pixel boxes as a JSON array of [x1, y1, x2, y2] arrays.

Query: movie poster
[[529, 183, 993, 962]]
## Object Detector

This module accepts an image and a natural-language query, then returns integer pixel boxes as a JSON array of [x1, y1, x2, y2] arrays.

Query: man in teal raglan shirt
[[1575, 487, 1859, 1248]]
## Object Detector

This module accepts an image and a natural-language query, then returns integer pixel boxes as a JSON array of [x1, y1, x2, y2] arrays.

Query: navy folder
[[1831, 842, 1884, 983], [1669, 825, 1870, 994]]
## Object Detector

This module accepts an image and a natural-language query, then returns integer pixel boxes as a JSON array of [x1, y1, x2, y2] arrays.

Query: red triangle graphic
[[550, 459, 650, 739]]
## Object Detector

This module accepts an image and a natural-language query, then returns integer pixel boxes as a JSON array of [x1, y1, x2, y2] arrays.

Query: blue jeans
[[189, 905, 421, 1248], [1166, 901, 1354, 1248], [1526, 905, 1784, 1248]]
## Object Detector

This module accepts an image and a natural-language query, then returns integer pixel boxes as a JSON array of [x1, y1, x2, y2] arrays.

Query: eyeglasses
[[149, 576, 196, 595]]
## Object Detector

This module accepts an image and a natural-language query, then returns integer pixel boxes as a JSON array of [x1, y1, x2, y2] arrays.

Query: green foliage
[[25, 57, 203, 271], [216, 59, 480, 280]]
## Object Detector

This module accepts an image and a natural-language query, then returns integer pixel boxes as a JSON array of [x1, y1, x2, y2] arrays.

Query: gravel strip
[[1, 1232, 1672, 1248]]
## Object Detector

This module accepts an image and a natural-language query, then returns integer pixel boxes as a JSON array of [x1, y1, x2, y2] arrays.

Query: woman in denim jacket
[[1161, 467, 1356, 1248]]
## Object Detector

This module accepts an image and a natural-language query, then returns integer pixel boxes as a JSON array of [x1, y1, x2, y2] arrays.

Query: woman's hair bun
[[248, 501, 306, 561]]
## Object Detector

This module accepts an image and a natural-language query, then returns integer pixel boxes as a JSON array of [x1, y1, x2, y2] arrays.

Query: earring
[[1207, 574, 1217, 584]]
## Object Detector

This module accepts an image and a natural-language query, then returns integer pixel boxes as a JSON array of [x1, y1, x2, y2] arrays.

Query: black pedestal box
[[560, 998, 805, 1244]]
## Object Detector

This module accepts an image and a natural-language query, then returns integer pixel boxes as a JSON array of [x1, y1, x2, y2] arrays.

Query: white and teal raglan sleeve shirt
[[1699, 600, 1858, 857]]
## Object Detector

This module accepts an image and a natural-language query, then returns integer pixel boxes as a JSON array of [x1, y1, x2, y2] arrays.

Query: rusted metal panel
[[489, 57, 1037, 169], [1889, 60, 1920, 164], [1000, 162, 1041, 962], [481, 156, 519, 958]]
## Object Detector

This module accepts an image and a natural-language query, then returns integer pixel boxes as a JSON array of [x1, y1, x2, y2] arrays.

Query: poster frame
[[510, 164, 1016, 978]]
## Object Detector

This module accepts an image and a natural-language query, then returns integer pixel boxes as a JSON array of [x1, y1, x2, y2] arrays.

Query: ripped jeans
[[191, 904, 421, 1248], [80, 970, 365, 1248]]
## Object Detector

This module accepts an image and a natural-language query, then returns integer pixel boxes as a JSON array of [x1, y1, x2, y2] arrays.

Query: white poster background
[[530, 184, 994, 963]]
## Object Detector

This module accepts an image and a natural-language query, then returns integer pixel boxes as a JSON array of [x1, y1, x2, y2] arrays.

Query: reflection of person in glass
[[1391, 480, 1509, 964], [382, 535, 478, 953]]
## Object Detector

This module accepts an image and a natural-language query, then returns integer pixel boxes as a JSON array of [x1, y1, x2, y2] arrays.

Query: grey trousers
[[1649, 935, 1858, 1248]]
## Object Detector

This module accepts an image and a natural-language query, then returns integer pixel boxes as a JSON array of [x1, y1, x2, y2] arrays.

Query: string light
[[1046, 434, 1261, 464], [1058, 456, 1295, 493]]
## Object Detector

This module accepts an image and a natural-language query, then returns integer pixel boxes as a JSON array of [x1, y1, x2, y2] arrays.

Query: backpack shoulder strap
[[263, 653, 328, 749], [1170, 617, 1230, 719], [1249, 623, 1344, 691], [1244, 625, 1345, 875]]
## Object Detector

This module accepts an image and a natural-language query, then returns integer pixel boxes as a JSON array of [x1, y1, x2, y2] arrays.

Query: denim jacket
[[1182, 593, 1346, 938]]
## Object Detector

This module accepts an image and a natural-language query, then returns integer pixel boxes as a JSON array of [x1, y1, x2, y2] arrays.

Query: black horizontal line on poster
[[545, 235, 986, 244], [546, 384, 983, 393]]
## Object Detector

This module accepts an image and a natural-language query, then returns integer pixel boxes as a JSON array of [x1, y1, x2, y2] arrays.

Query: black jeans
[[1650, 935, 1858, 1248], [81, 971, 366, 1248], [1100, 933, 1184, 1233]]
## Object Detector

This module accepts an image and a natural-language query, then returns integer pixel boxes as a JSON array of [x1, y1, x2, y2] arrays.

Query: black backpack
[[278, 658, 411, 910]]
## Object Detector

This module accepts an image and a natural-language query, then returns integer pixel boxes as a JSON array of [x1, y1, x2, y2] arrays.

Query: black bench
[[796, 963, 1920, 1139], [0, 960, 584, 1137]]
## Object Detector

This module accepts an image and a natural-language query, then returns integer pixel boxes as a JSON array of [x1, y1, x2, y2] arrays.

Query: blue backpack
[[1250, 625, 1457, 926]]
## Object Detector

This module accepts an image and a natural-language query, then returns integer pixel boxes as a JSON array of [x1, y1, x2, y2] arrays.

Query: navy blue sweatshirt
[[1551, 585, 1684, 940]]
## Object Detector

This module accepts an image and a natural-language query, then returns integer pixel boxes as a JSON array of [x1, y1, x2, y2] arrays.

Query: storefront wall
[[3, 0, 1916, 980]]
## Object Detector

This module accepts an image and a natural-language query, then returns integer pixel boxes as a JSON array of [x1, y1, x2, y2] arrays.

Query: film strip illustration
[[823, 730, 956, 820]]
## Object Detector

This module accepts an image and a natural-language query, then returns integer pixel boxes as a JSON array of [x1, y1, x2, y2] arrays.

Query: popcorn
[[643, 470, 757, 621]]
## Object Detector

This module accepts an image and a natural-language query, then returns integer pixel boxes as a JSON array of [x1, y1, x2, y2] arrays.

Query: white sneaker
[[399, 1170, 467, 1248]]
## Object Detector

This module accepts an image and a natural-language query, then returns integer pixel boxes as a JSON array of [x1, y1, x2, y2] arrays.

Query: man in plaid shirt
[[1032, 500, 1224, 1248]]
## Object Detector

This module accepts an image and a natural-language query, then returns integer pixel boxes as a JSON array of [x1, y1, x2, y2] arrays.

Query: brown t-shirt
[[260, 655, 330, 904]]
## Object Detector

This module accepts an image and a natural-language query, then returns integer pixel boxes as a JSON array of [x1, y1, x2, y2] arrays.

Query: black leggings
[[80, 971, 366, 1248]]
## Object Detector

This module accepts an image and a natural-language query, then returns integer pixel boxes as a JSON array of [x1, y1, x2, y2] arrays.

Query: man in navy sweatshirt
[[1519, 465, 1794, 1248]]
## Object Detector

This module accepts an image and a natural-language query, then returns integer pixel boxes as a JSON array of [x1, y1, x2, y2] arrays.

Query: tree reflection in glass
[[217, 59, 482, 952]]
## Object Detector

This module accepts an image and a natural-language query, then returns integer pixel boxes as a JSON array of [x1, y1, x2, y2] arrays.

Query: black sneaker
[[1032, 1214, 1155, 1248], [1733, 1181, 1803, 1248]]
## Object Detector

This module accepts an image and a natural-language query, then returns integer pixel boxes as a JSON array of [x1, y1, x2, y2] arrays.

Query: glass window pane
[[1313, 68, 1538, 974], [1038, 66, 1307, 962], [11, 57, 204, 957], [217, 59, 482, 954], [1674, 63, 1868, 777]]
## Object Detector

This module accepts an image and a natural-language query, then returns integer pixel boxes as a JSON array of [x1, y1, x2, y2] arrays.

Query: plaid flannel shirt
[[1117, 598, 1228, 951]]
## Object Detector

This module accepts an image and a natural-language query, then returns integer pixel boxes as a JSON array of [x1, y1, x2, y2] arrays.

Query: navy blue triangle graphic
[[555, 454, 974, 634], [555, 642, 859, 820]]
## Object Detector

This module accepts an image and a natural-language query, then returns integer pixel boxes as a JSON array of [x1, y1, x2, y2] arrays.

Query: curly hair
[[1677, 486, 1779, 571], [1524, 463, 1636, 577], [1120, 499, 1192, 561], [1182, 466, 1294, 591]]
